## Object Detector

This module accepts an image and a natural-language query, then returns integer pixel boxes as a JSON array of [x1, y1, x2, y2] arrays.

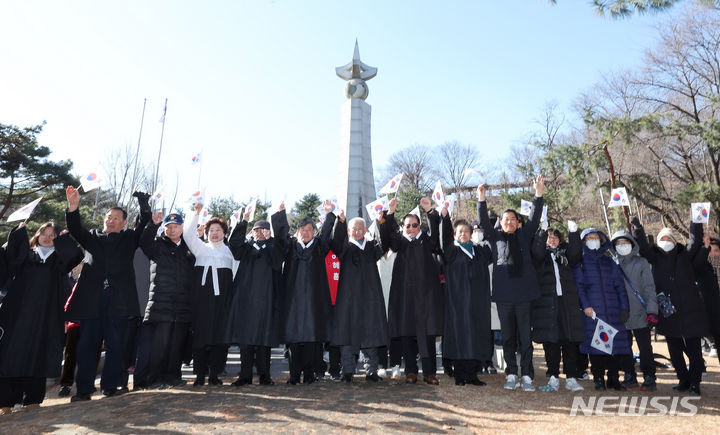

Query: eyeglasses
[[404, 223, 419, 228]]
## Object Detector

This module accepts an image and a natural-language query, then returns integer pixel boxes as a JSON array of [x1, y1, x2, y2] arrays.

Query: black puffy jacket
[[139, 221, 195, 323]]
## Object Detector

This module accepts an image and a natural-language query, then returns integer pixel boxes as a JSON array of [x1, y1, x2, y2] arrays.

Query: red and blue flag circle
[[87, 173, 97, 181], [612, 193, 620, 201], [600, 332, 609, 342], [702, 209, 708, 217]]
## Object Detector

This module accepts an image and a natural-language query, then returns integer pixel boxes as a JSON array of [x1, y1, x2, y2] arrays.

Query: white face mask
[[615, 244, 632, 256], [658, 240, 675, 252], [471, 232, 484, 244], [585, 239, 601, 250]]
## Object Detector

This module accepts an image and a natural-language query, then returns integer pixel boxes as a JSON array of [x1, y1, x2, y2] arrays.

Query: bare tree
[[436, 141, 480, 192], [384, 144, 439, 192], [101, 143, 155, 215]]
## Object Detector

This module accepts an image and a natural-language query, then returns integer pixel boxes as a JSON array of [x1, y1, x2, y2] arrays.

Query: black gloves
[[132, 191, 151, 214], [630, 216, 642, 229], [620, 309, 630, 324]]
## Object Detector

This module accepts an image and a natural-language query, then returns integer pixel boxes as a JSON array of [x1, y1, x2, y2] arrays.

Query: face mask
[[615, 244, 632, 256], [658, 240, 675, 252], [471, 232, 484, 244], [585, 239, 601, 250]]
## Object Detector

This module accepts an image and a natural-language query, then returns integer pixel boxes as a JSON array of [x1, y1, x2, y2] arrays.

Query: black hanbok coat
[[329, 218, 389, 349], [0, 226, 83, 378], [183, 213, 235, 349], [224, 217, 285, 347], [273, 210, 334, 344], [379, 210, 443, 358], [439, 214, 492, 361]]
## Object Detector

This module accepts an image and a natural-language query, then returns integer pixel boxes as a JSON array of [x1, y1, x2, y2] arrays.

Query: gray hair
[[348, 217, 366, 229]]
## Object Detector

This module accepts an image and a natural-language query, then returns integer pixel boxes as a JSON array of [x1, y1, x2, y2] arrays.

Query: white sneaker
[[391, 365, 401, 379], [377, 368, 387, 377], [538, 375, 559, 392], [504, 374, 519, 390], [565, 377, 584, 392], [521, 375, 535, 392]]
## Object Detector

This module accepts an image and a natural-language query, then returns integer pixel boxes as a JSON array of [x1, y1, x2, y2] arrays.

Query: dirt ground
[[2, 339, 719, 434]]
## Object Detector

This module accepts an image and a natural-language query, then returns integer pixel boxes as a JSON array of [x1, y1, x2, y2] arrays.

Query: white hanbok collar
[[349, 237, 366, 250], [454, 240, 474, 259], [403, 230, 423, 242], [298, 238, 314, 249]]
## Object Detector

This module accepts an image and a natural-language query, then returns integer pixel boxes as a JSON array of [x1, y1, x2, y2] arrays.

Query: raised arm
[[439, 211, 455, 253], [6, 224, 30, 274], [131, 191, 152, 248], [316, 210, 336, 256], [425, 206, 441, 252], [477, 184, 498, 242], [522, 175, 545, 238], [53, 232, 84, 274], [630, 217, 657, 265], [530, 230, 547, 268], [330, 212, 348, 258], [686, 222, 703, 260], [139, 212, 163, 260], [183, 206, 207, 256], [566, 222, 582, 267], [65, 186, 93, 249], [228, 219, 250, 261]]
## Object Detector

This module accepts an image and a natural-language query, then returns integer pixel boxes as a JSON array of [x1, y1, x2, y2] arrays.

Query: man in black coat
[[273, 201, 335, 384], [477, 175, 544, 392], [379, 197, 443, 385], [136, 211, 195, 388], [64, 186, 151, 401], [330, 210, 389, 383], [225, 205, 286, 386]]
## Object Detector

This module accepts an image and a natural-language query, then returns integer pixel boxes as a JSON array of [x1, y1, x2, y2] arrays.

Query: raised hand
[[322, 199, 333, 213], [704, 232, 711, 249], [533, 174, 545, 197], [420, 197, 432, 212], [243, 207, 253, 222], [17, 221, 26, 229], [194, 202, 203, 215], [60, 229, 69, 236], [279, 201, 285, 212], [339, 209, 345, 221], [477, 184, 486, 202], [152, 211, 163, 225], [66, 186, 80, 212], [388, 198, 397, 214]]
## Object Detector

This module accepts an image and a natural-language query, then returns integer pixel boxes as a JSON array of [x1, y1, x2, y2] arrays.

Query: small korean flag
[[80, 172, 103, 193], [229, 208, 243, 227], [186, 188, 205, 205], [191, 152, 201, 165], [245, 198, 257, 222], [608, 187, 630, 208], [150, 186, 165, 203], [691, 202, 711, 224], [437, 194, 455, 215], [365, 196, 389, 221], [590, 316, 619, 355], [432, 181, 445, 207], [6, 197, 43, 223], [199, 208, 212, 225], [379, 173, 403, 195], [519, 199, 533, 217]]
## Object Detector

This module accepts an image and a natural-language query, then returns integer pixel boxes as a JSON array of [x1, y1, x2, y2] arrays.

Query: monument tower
[[335, 40, 377, 220]]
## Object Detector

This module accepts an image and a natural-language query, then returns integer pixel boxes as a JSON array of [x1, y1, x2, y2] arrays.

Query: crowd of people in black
[[1, 174, 718, 413]]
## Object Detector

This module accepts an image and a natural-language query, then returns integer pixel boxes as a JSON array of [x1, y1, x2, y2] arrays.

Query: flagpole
[[595, 171, 612, 235], [91, 187, 101, 221], [130, 98, 147, 197], [153, 98, 168, 196], [196, 150, 203, 190]]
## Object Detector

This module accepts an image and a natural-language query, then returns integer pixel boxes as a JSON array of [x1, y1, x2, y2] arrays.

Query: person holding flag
[[572, 228, 631, 392], [183, 203, 235, 387], [438, 207, 493, 386], [609, 230, 659, 391], [477, 175, 545, 392], [0, 221, 83, 414], [329, 209, 390, 383], [379, 196, 443, 385], [136, 212, 195, 389], [272, 200, 336, 385], [224, 204, 287, 386], [631, 217, 709, 396], [63, 187, 152, 402]]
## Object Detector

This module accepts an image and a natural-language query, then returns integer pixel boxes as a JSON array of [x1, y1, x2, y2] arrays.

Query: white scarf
[[298, 238, 314, 249], [403, 230, 422, 242], [349, 237, 366, 250], [551, 252, 563, 296], [35, 246, 55, 263]]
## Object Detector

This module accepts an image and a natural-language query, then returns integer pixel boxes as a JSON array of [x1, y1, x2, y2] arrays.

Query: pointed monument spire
[[335, 40, 377, 81]]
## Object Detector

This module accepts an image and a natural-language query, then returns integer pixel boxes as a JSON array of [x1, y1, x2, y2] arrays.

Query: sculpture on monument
[[335, 40, 377, 221]]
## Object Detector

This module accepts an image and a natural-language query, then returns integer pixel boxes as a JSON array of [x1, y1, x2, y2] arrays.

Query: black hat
[[252, 219, 270, 231], [163, 213, 184, 225]]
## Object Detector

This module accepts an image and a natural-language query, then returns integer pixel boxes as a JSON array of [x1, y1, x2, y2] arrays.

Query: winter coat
[[139, 221, 195, 324], [0, 226, 83, 378], [379, 210, 443, 358], [329, 218, 389, 349], [64, 208, 150, 319], [609, 230, 659, 331], [478, 197, 543, 303], [632, 221, 709, 338], [439, 214, 492, 360], [530, 229, 585, 344], [572, 229, 630, 355], [274, 210, 334, 344], [696, 247, 720, 336], [183, 212, 235, 348], [224, 217, 284, 347]]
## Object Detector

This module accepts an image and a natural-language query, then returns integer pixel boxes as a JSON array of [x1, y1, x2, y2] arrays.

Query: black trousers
[[589, 354, 623, 380], [193, 345, 227, 379], [666, 336, 703, 385], [380, 338, 402, 368], [453, 359, 480, 382], [496, 301, 534, 378], [0, 377, 46, 407], [542, 341, 579, 378], [119, 317, 142, 388], [288, 342, 320, 381], [60, 324, 81, 387], [142, 322, 190, 385], [239, 345, 271, 380], [621, 327, 656, 379], [577, 351, 588, 373], [401, 336, 437, 376]]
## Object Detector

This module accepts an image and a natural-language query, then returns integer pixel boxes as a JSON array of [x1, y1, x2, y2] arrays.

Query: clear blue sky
[[0, 0, 682, 210]]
